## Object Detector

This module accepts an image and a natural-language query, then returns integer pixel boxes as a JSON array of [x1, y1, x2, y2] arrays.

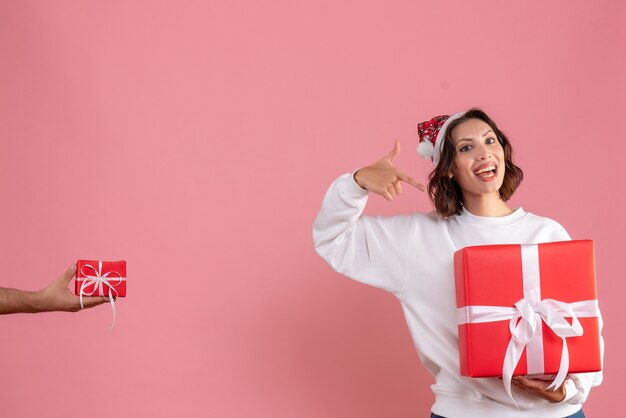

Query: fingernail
[[70, 264, 76, 271]]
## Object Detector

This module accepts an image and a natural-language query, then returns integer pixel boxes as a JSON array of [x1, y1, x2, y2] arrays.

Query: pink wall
[[1, 1, 623, 417]]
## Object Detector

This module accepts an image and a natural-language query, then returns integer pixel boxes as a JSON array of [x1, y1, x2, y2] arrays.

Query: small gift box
[[454, 240, 601, 399], [74, 260, 127, 298]]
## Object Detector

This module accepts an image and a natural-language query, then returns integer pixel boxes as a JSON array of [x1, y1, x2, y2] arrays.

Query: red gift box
[[75, 260, 127, 298], [454, 240, 601, 397]]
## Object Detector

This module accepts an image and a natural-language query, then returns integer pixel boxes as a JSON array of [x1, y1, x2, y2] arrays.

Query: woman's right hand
[[354, 140, 426, 201]]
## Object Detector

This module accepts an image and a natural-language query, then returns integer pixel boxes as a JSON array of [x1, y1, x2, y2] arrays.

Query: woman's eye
[[459, 145, 471, 152], [486, 137, 496, 144]]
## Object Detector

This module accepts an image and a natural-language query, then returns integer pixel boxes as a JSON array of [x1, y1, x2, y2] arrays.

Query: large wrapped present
[[454, 240, 601, 399]]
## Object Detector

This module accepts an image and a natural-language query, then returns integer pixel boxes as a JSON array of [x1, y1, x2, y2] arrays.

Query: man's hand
[[511, 375, 567, 403], [0, 264, 108, 314], [35, 264, 108, 312], [354, 140, 426, 201]]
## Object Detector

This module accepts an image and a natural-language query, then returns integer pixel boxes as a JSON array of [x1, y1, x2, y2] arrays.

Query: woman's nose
[[478, 151, 493, 161]]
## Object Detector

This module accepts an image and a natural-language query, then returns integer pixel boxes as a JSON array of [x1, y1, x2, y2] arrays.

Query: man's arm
[[0, 264, 107, 314]]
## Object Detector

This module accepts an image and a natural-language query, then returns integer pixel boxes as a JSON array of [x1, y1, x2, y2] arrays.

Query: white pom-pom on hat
[[417, 139, 435, 159], [416, 111, 466, 166]]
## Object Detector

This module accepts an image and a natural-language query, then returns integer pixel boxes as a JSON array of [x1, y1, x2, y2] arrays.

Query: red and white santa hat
[[416, 111, 465, 166]]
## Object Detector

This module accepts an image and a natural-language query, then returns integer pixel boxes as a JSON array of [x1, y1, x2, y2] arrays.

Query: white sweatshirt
[[312, 172, 603, 418]]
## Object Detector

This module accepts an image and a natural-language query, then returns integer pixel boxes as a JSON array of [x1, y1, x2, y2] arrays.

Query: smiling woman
[[312, 107, 603, 418], [427, 108, 524, 218]]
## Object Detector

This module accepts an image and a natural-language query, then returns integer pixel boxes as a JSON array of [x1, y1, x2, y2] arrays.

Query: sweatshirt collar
[[458, 206, 527, 226]]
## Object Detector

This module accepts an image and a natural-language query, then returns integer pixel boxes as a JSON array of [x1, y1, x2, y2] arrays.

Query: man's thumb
[[61, 263, 77, 284]]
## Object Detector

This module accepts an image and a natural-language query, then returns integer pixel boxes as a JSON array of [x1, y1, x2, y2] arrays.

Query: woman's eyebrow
[[456, 130, 494, 145]]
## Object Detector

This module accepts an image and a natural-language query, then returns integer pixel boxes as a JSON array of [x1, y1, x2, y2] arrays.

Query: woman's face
[[449, 118, 506, 197]]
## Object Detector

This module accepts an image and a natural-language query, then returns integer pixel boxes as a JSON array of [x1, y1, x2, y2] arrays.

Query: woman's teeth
[[474, 165, 496, 178]]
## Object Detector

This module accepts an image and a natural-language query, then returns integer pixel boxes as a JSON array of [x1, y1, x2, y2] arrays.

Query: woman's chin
[[464, 184, 502, 197]]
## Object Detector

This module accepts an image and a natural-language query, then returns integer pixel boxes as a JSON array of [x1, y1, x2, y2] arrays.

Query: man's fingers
[[383, 140, 401, 162], [60, 264, 77, 284], [397, 171, 426, 191], [79, 296, 109, 309]]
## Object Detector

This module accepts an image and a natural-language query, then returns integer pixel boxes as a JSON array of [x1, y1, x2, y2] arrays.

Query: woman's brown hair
[[428, 108, 523, 217]]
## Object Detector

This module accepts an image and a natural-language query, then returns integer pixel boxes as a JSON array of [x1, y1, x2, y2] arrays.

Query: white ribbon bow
[[78, 261, 123, 331], [458, 299, 599, 405], [504, 298, 585, 402]]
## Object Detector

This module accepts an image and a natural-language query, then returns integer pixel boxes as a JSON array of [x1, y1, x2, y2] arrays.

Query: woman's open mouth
[[473, 164, 497, 181]]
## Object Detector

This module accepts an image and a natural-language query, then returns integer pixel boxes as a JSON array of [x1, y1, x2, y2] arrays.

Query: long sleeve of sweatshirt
[[312, 171, 413, 295]]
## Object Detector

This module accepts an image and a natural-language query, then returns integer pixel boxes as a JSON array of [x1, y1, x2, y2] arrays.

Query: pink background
[[1, 1, 623, 417]]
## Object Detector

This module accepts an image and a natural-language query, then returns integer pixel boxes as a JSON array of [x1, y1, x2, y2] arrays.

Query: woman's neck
[[462, 192, 514, 217]]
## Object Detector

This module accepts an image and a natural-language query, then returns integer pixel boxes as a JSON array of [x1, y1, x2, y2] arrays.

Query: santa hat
[[417, 111, 466, 166]]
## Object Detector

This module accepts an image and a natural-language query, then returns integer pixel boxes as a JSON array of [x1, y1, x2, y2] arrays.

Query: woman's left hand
[[511, 375, 567, 403]]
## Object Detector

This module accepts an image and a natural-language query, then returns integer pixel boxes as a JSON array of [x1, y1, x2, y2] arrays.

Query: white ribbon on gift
[[77, 261, 126, 331], [456, 244, 601, 405]]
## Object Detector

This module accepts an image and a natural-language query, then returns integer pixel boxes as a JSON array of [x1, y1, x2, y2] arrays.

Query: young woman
[[312, 108, 602, 418]]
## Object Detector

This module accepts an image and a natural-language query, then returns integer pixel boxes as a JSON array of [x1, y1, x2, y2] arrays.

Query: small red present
[[454, 240, 601, 400], [75, 260, 127, 299]]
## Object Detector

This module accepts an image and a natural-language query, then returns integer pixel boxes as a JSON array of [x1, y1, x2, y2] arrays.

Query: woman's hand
[[354, 140, 426, 201], [511, 375, 567, 403]]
